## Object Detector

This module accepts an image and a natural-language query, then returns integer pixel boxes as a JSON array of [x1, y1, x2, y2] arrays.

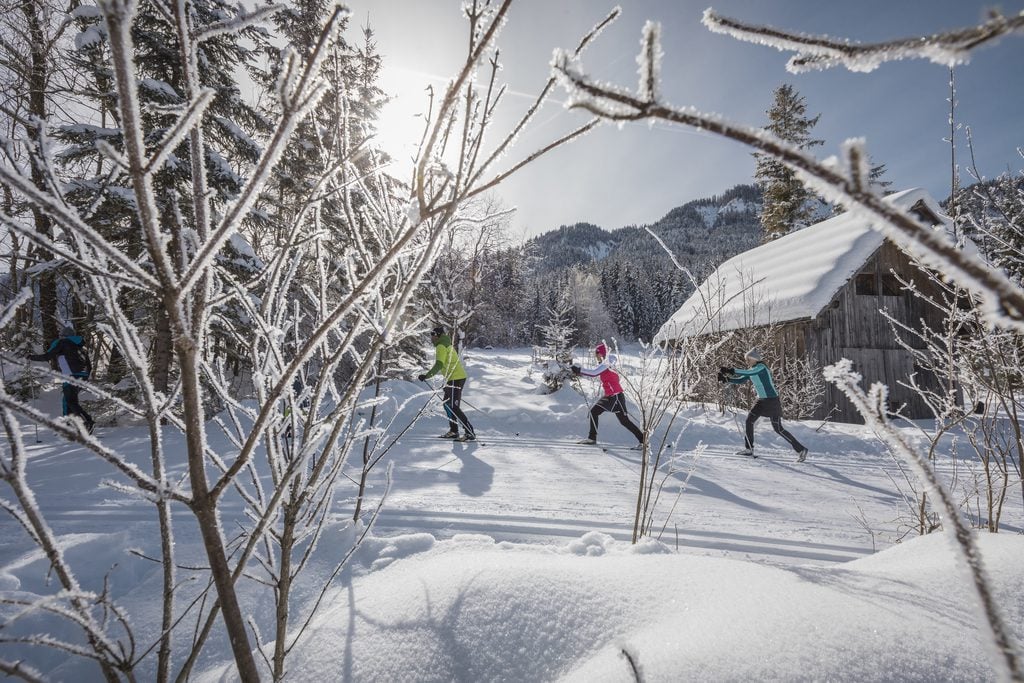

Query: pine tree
[[534, 291, 577, 392], [475, 246, 529, 346], [869, 160, 894, 193], [1, 0, 77, 348], [753, 84, 824, 240], [538, 294, 576, 363], [832, 156, 893, 215], [975, 174, 1024, 285], [254, 7, 386, 253], [60, 0, 273, 392]]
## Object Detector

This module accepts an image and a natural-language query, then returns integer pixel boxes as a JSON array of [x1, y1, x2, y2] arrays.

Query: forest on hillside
[[440, 183, 764, 347], [438, 174, 1023, 350]]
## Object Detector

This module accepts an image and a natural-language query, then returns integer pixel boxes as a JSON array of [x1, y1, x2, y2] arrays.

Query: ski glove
[[570, 365, 580, 376], [719, 366, 733, 376], [417, 374, 427, 382]]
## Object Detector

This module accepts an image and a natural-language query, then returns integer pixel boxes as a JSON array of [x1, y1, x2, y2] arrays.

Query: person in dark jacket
[[28, 325, 95, 434], [720, 347, 807, 462]]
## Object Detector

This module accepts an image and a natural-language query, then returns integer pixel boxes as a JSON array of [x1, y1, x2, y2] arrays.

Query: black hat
[[431, 325, 445, 336]]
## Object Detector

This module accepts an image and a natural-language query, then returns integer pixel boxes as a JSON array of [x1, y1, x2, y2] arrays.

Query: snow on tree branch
[[1, 355, 147, 420], [0, 176, 159, 290], [143, 87, 217, 176], [0, 390, 188, 503], [194, 2, 289, 43], [414, 0, 515, 215], [0, 288, 33, 330], [0, 408, 135, 677], [464, 5, 619, 192], [178, 5, 348, 297], [637, 20, 662, 103], [824, 359, 1023, 681], [552, 23, 1024, 333], [0, 658, 45, 683], [702, 7, 1024, 74]]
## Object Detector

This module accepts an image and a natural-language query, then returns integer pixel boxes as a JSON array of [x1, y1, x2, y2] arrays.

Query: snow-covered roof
[[654, 188, 951, 342]]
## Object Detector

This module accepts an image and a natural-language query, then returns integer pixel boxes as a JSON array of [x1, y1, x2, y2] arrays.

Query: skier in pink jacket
[[571, 343, 645, 448]]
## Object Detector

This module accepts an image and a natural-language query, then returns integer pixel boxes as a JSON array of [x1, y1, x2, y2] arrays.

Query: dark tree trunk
[[152, 306, 173, 394], [22, 0, 58, 343]]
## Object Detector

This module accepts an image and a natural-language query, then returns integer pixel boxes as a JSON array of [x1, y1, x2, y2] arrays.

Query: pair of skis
[[436, 433, 481, 445]]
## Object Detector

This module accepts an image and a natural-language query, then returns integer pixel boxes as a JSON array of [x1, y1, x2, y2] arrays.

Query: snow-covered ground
[[2, 348, 1022, 681]]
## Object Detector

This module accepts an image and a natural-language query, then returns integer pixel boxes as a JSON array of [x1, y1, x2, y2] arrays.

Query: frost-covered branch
[[0, 407, 134, 681], [102, 0, 185, 295], [142, 87, 216, 176], [552, 25, 1024, 333], [287, 462, 393, 652], [825, 359, 1022, 681], [207, 221, 430, 499], [0, 287, 33, 329], [703, 7, 1024, 73], [0, 389, 186, 503], [178, 5, 349, 297], [0, 658, 45, 683], [0, 178, 159, 289], [413, 0, 513, 216], [194, 2, 285, 43], [464, 6, 618, 191]]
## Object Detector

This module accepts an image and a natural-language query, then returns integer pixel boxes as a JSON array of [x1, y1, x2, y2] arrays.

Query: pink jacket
[[579, 354, 624, 397]]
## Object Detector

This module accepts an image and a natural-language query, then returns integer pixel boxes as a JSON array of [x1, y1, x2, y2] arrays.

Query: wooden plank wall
[[800, 242, 952, 423]]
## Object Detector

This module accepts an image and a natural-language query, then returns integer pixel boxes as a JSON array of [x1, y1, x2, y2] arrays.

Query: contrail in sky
[[386, 64, 715, 139]]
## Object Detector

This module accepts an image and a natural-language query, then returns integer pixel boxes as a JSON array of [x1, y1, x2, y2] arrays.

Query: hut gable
[[655, 188, 958, 423], [654, 188, 952, 343]]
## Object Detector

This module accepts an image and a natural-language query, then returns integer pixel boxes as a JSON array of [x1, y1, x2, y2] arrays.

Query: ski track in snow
[[4, 348, 1024, 682], [5, 348, 1020, 582], [329, 344, 1019, 568], [356, 430, 947, 566]]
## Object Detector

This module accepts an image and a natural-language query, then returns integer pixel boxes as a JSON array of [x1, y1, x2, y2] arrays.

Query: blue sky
[[346, 1, 1024, 238]]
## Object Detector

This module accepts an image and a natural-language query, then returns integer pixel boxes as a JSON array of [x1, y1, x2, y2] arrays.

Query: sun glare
[[374, 66, 445, 165]]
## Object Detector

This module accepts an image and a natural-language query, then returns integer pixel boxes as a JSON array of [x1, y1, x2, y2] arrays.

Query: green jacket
[[424, 334, 467, 381]]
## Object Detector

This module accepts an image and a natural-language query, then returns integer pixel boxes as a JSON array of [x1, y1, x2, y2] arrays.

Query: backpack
[[62, 338, 91, 376]]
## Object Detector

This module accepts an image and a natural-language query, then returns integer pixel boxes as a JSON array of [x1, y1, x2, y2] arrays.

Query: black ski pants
[[744, 397, 803, 452], [588, 393, 644, 444], [443, 379, 474, 436], [62, 379, 93, 428]]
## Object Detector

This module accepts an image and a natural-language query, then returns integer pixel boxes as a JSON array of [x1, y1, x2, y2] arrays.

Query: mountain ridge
[[525, 182, 763, 276]]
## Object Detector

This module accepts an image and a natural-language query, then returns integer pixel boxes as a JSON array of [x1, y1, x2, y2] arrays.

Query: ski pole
[[815, 404, 839, 432], [420, 379, 485, 414], [569, 356, 597, 439], [32, 381, 40, 443], [726, 382, 744, 442]]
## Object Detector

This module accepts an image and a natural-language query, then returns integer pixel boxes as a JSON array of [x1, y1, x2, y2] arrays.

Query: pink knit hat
[[595, 343, 608, 357]]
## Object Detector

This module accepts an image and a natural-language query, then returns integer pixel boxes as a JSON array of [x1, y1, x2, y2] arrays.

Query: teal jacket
[[727, 362, 778, 399], [423, 334, 467, 381]]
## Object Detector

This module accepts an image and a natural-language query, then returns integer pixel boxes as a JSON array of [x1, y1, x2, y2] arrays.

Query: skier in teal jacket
[[28, 325, 95, 434], [720, 347, 807, 462]]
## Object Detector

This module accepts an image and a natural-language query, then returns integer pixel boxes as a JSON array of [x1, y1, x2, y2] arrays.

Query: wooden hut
[[654, 188, 959, 423]]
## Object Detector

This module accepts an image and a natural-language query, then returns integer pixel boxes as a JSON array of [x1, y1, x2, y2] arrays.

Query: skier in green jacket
[[418, 325, 475, 441]]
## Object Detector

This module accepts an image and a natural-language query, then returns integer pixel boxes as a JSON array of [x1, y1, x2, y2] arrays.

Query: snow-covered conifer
[[0, 0, 80, 346], [538, 293, 576, 365], [753, 84, 824, 240]]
